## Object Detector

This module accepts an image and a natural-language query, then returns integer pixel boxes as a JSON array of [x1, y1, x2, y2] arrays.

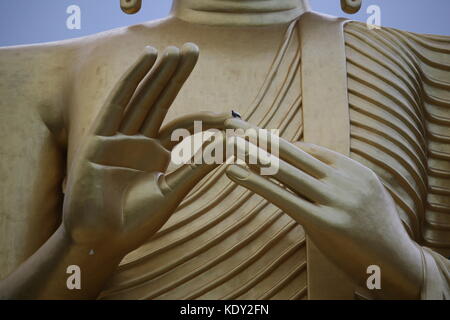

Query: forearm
[[0, 225, 123, 300]]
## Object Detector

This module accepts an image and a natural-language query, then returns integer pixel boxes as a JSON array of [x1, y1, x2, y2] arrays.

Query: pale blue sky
[[0, 0, 449, 47]]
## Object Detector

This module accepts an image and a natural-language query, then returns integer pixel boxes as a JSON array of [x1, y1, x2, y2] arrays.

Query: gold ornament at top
[[340, 0, 362, 14], [120, 0, 142, 14]]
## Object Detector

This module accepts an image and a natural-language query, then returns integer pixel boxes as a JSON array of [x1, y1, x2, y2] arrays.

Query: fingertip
[[139, 46, 158, 66], [224, 117, 249, 130], [143, 45, 158, 57], [181, 43, 200, 58], [204, 111, 233, 124], [226, 164, 251, 181], [216, 111, 234, 120], [163, 46, 181, 58], [180, 43, 199, 68], [182, 42, 199, 53]]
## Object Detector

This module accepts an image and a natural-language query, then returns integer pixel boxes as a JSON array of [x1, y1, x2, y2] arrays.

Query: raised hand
[[224, 118, 424, 299], [63, 44, 227, 256], [0, 44, 239, 299]]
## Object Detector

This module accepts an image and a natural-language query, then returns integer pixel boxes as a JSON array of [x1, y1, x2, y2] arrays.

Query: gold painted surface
[[0, 0, 449, 299], [345, 21, 450, 256], [100, 20, 306, 300]]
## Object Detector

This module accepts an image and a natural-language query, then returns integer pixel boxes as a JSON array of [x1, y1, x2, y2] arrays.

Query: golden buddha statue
[[0, 0, 448, 299]]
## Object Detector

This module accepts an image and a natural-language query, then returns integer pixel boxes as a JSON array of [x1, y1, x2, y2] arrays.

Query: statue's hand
[[63, 44, 221, 257], [225, 119, 423, 298]]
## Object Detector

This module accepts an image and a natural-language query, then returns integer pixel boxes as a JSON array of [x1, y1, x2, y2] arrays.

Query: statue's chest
[[85, 22, 428, 300], [99, 25, 306, 300]]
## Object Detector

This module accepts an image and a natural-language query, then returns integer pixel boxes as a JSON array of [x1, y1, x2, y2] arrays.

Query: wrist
[[379, 239, 423, 299], [58, 224, 125, 266]]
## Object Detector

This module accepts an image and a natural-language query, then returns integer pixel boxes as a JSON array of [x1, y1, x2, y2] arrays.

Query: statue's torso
[[79, 18, 307, 300], [1, 15, 449, 299], [96, 19, 450, 299]]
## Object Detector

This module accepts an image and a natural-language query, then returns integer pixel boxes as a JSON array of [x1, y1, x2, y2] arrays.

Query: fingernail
[[182, 42, 199, 52], [143, 46, 157, 55], [164, 46, 180, 57], [231, 110, 242, 119], [227, 165, 250, 180]]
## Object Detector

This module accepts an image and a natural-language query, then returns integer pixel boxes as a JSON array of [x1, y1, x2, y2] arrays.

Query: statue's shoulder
[[0, 34, 86, 133], [343, 20, 450, 58], [0, 31, 86, 109], [0, 15, 174, 79], [63, 15, 179, 57], [0, 16, 174, 125], [0, 40, 76, 135], [343, 20, 450, 95], [0, 40, 73, 82]]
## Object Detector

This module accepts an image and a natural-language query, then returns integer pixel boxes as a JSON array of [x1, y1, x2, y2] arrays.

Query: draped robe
[[98, 13, 450, 299]]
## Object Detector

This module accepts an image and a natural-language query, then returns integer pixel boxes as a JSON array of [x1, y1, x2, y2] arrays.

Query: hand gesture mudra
[[63, 44, 224, 257], [0, 43, 239, 300], [225, 119, 423, 299]]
